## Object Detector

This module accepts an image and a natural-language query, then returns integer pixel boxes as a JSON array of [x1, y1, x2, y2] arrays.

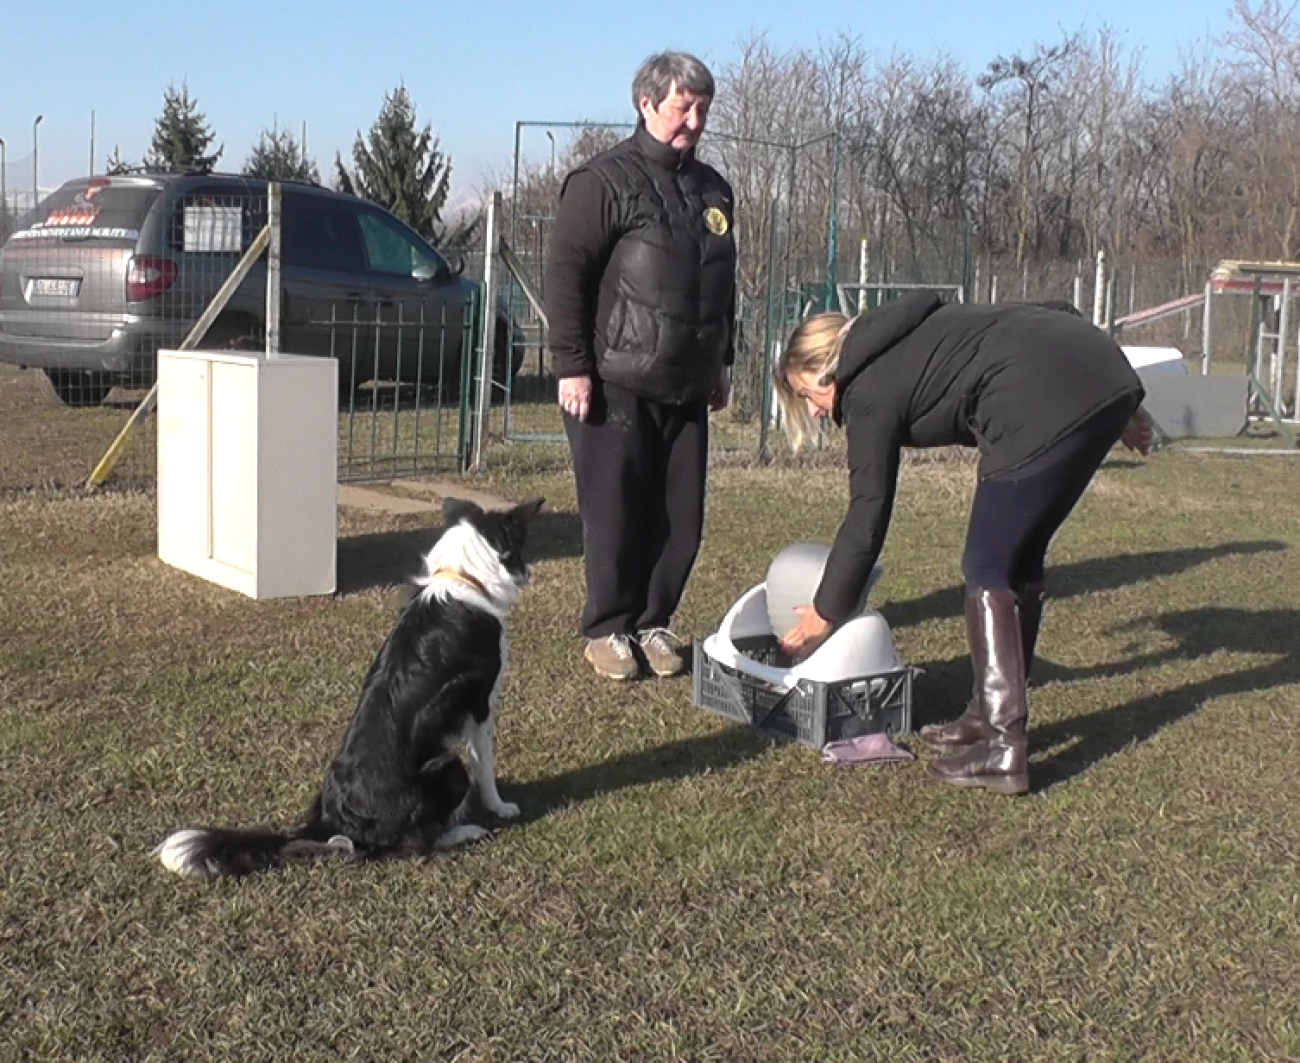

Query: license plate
[[31, 278, 81, 297]]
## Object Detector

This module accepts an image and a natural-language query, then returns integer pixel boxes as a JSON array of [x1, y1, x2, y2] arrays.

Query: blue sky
[[1, 0, 1237, 207]]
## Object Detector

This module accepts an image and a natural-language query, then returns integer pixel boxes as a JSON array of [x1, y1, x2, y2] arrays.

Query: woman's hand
[[558, 375, 593, 421], [780, 605, 834, 659], [1121, 406, 1156, 456]]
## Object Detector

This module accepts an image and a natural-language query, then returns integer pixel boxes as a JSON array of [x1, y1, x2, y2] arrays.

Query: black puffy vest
[[581, 125, 737, 405]]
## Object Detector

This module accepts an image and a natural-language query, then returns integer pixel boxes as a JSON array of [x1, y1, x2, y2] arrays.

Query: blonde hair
[[774, 312, 853, 452]]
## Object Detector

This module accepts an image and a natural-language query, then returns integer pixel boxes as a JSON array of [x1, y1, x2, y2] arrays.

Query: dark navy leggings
[[961, 395, 1140, 591]]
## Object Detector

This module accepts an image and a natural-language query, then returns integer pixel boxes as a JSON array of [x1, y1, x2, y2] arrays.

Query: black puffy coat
[[544, 123, 737, 405]]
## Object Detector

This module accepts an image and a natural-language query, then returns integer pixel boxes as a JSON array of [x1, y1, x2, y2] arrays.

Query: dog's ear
[[512, 496, 545, 522], [442, 497, 483, 526], [502, 496, 544, 543]]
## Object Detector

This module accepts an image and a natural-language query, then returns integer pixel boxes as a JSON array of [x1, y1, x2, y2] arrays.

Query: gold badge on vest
[[704, 207, 729, 235]]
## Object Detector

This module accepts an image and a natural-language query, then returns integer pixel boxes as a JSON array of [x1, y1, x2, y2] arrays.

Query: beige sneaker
[[637, 628, 686, 678], [584, 634, 639, 680]]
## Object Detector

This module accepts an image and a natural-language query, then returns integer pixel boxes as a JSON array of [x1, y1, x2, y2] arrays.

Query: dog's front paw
[[435, 824, 491, 850], [487, 800, 520, 820]]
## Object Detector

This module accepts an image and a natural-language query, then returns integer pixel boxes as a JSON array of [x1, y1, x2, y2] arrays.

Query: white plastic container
[[693, 564, 913, 746]]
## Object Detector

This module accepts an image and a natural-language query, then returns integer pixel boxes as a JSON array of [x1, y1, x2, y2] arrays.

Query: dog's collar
[[427, 568, 489, 597]]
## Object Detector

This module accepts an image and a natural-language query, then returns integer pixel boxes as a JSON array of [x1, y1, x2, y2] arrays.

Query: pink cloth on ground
[[820, 733, 915, 765]]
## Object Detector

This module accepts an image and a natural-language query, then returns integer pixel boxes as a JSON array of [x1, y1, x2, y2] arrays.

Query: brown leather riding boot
[[919, 582, 1044, 752], [929, 588, 1030, 795]]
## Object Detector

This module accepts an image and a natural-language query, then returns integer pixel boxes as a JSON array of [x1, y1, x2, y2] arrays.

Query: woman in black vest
[[775, 294, 1154, 794], [544, 51, 737, 682]]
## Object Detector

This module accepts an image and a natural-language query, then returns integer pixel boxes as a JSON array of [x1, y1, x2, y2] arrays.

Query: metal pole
[[266, 182, 282, 356], [824, 129, 840, 311], [32, 115, 43, 209], [1247, 277, 1262, 414], [89, 110, 96, 175], [857, 237, 868, 313], [1294, 285, 1300, 417], [1201, 279, 1213, 376], [759, 196, 781, 462], [509, 121, 523, 254], [1275, 279, 1291, 409], [0, 137, 7, 238], [472, 191, 501, 472], [786, 142, 797, 291], [961, 216, 972, 302], [1092, 248, 1106, 326]]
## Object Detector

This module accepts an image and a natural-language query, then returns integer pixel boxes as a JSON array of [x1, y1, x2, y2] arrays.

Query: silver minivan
[[0, 173, 517, 405]]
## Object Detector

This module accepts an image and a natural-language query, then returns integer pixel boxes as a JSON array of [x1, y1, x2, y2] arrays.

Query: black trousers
[[962, 395, 1140, 591], [564, 381, 709, 639]]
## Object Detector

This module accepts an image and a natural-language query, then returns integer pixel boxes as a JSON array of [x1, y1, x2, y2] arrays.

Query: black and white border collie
[[155, 496, 544, 880]]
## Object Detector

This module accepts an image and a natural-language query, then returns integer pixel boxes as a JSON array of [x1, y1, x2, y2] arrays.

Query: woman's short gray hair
[[631, 51, 716, 111]]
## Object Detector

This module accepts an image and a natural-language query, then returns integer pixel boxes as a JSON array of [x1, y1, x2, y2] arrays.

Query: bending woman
[[775, 293, 1153, 795]]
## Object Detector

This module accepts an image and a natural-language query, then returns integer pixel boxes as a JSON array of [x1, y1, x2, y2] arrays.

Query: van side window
[[170, 184, 263, 253], [283, 195, 367, 273]]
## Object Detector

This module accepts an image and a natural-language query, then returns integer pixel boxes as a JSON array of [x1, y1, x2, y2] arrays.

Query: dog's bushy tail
[[153, 826, 356, 880]]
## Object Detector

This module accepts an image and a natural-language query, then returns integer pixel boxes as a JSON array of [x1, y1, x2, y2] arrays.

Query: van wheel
[[43, 369, 113, 407], [492, 319, 526, 398], [204, 317, 264, 351]]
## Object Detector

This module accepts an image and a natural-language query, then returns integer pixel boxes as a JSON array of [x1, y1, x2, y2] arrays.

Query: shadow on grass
[[1032, 606, 1300, 789], [919, 604, 1300, 790], [506, 725, 773, 822], [336, 510, 585, 595], [881, 540, 1289, 633]]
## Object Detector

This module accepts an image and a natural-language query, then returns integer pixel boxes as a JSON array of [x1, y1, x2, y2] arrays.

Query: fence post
[[472, 191, 501, 473], [857, 237, 869, 313], [1276, 279, 1291, 411], [266, 181, 281, 356], [759, 197, 781, 462], [1201, 279, 1214, 376], [1294, 287, 1300, 417], [824, 130, 841, 312], [1092, 249, 1106, 327]]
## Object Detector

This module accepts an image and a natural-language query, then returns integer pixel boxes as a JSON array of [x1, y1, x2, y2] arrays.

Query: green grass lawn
[[2, 439, 1299, 1061]]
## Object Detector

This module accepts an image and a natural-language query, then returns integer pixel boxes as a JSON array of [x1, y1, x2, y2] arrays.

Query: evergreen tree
[[243, 123, 319, 183], [105, 145, 132, 176], [439, 207, 483, 250], [144, 82, 223, 173], [334, 84, 455, 244]]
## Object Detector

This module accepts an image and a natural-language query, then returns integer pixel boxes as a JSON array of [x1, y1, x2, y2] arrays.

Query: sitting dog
[[155, 495, 544, 879]]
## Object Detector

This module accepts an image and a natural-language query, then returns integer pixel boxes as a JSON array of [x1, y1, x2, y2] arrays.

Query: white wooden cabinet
[[157, 349, 337, 599]]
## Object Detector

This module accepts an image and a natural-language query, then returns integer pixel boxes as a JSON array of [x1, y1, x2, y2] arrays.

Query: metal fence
[[0, 184, 274, 489], [0, 179, 491, 492], [327, 294, 479, 480], [1, 166, 1280, 496]]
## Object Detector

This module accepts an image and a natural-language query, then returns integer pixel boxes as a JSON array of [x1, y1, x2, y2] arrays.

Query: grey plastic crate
[[693, 634, 913, 749]]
